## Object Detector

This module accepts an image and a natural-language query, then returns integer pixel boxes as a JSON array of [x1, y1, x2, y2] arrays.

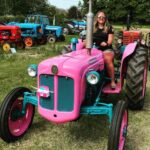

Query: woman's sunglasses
[[98, 16, 106, 20]]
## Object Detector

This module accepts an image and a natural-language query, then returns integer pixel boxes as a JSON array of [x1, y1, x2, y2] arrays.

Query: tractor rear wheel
[[59, 35, 65, 42], [38, 36, 47, 45], [16, 41, 25, 49], [63, 28, 69, 35], [126, 46, 148, 110]]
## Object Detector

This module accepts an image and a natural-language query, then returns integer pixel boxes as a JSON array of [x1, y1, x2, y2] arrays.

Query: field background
[[0, 34, 150, 150]]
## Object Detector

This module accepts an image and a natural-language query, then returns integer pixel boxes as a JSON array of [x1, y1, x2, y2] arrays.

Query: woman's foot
[[111, 82, 116, 90]]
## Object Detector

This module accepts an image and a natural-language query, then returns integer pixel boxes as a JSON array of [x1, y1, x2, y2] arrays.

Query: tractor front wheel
[[38, 36, 47, 45], [24, 37, 34, 47], [2, 42, 11, 53], [0, 87, 35, 143], [126, 46, 148, 110], [108, 100, 128, 150], [47, 35, 56, 44]]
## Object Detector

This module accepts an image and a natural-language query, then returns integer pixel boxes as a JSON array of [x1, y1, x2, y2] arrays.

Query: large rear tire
[[59, 35, 65, 42], [63, 28, 69, 35], [0, 87, 35, 143], [38, 36, 47, 45], [108, 100, 128, 150], [126, 46, 148, 110], [16, 41, 25, 49]]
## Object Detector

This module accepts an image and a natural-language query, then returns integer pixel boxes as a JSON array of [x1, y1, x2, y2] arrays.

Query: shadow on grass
[[23, 112, 109, 144], [68, 115, 109, 142], [66, 92, 127, 143]]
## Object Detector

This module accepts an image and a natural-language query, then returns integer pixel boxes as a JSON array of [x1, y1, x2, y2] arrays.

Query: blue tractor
[[8, 22, 44, 47], [72, 20, 86, 30], [64, 20, 87, 35], [25, 15, 65, 43]]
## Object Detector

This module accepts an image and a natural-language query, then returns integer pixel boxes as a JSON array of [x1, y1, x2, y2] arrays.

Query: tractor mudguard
[[120, 42, 137, 87]]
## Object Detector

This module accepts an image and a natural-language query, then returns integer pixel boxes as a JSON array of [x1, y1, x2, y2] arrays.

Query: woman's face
[[97, 12, 106, 25]]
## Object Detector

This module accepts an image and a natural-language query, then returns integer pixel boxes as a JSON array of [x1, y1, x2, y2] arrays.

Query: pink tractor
[[0, 1, 148, 150]]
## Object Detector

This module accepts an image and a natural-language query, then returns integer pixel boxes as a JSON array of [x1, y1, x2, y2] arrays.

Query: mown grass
[[0, 35, 150, 150], [114, 25, 150, 32]]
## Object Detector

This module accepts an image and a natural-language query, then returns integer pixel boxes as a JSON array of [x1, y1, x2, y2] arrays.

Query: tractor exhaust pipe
[[127, 12, 130, 31], [86, 0, 94, 55]]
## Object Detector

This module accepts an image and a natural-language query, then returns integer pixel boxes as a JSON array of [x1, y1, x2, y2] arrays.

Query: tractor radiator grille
[[123, 36, 130, 45], [39, 75, 74, 112], [123, 32, 140, 45], [40, 75, 54, 110], [57, 76, 74, 111]]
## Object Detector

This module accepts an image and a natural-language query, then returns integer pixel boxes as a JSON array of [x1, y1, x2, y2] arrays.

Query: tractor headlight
[[86, 71, 100, 85], [117, 39, 122, 44], [27, 64, 37, 77], [141, 39, 146, 45]]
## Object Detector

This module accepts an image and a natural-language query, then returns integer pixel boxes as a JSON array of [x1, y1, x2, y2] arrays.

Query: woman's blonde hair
[[93, 11, 109, 33]]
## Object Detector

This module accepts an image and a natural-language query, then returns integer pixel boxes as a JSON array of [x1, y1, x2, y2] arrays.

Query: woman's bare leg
[[103, 51, 116, 88]]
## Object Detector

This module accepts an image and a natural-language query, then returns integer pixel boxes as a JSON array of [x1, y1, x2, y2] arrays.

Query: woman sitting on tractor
[[93, 11, 116, 89]]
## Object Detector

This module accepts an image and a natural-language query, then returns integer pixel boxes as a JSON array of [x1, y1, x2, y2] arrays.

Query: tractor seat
[[102, 82, 121, 94]]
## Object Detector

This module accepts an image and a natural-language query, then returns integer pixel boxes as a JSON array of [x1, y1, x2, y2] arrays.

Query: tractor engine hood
[[37, 48, 104, 123], [45, 25, 62, 31], [8, 22, 41, 28], [0, 25, 20, 30], [38, 48, 104, 78]]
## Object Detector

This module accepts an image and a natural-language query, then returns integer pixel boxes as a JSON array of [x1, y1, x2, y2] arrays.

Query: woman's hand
[[100, 42, 107, 47]]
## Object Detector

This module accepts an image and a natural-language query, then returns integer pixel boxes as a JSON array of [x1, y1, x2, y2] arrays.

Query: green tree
[[0, 0, 56, 17], [68, 6, 82, 19], [82, 0, 109, 15], [82, 0, 150, 24], [134, 0, 150, 23]]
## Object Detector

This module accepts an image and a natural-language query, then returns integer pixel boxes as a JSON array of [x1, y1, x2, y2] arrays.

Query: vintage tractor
[[115, 29, 150, 70], [71, 20, 86, 31], [112, 29, 149, 110], [114, 12, 150, 71], [0, 1, 148, 149], [0, 25, 24, 53], [63, 20, 87, 35], [8, 22, 44, 47], [63, 23, 75, 35], [25, 15, 65, 43]]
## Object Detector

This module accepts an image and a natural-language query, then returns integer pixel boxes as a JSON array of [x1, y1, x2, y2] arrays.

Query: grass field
[[114, 24, 150, 29], [0, 35, 150, 150]]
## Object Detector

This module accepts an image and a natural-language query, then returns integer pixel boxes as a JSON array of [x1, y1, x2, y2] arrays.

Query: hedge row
[[0, 15, 25, 23]]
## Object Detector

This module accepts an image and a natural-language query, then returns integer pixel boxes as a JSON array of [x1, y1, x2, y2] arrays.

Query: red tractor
[[115, 12, 150, 71], [0, 25, 24, 53]]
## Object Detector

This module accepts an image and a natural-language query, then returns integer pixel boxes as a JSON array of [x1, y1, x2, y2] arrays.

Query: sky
[[48, 0, 83, 10]]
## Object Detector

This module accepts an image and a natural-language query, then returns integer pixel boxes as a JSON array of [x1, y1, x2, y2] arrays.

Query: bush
[[0, 15, 25, 23]]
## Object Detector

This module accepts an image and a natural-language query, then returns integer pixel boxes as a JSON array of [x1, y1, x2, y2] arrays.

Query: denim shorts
[[103, 49, 114, 55]]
